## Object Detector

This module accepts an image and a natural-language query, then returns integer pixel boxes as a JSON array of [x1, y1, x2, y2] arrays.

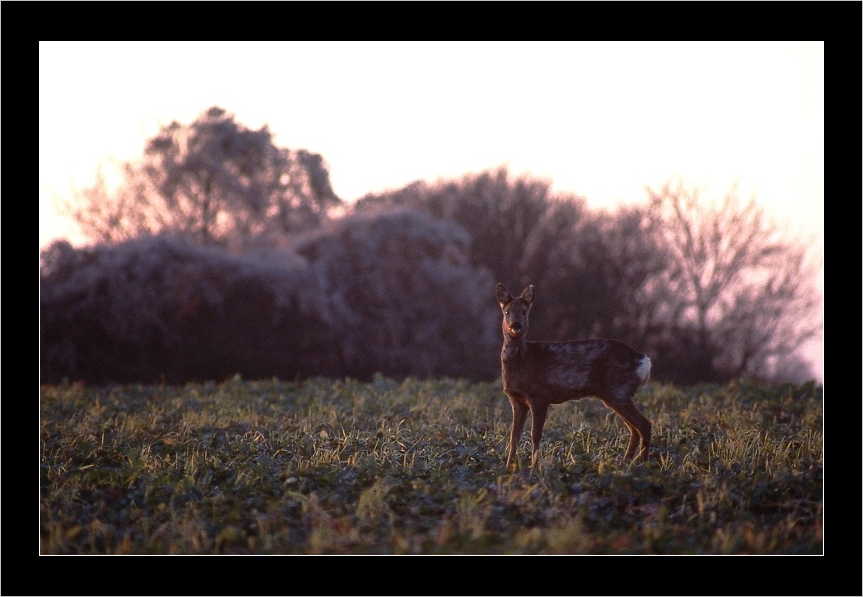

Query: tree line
[[41, 107, 821, 385]]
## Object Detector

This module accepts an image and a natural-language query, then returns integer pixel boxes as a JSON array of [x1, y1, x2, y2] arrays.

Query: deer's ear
[[521, 285, 535, 306], [496, 283, 512, 306]]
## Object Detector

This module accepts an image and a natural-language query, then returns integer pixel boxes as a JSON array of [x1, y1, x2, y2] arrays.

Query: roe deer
[[496, 283, 652, 469]]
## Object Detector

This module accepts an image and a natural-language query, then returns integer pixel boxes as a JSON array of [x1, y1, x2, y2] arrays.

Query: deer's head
[[496, 283, 535, 339]]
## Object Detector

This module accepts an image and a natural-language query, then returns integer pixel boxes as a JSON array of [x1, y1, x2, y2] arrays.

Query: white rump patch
[[636, 356, 651, 382]]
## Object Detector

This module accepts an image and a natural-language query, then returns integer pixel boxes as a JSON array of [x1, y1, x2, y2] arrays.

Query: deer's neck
[[501, 334, 527, 363]]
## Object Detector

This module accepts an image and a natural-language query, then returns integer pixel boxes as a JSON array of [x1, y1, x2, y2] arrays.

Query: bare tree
[[566, 205, 673, 349], [355, 167, 589, 341], [646, 179, 821, 382], [60, 107, 341, 251], [59, 162, 157, 244]]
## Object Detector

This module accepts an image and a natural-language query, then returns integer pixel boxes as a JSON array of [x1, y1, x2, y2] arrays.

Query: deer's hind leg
[[602, 397, 651, 461], [619, 418, 641, 461]]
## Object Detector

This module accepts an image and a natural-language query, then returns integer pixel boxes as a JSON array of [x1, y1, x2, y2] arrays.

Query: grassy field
[[40, 375, 822, 554]]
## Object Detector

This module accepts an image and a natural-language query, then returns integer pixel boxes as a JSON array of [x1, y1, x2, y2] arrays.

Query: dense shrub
[[39, 236, 337, 384], [40, 210, 500, 385], [294, 208, 499, 381]]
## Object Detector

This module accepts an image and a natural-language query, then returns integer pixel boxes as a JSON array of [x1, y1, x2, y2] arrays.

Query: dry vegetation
[[40, 376, 822, 554]]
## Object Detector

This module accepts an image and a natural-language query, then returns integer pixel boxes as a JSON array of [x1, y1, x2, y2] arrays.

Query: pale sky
[[39, 41, 823, 379]]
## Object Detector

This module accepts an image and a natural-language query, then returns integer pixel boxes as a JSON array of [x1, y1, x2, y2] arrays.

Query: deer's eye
[[504, 310, 510, 315]]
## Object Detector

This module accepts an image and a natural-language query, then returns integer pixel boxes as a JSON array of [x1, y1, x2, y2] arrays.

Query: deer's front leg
[[529, 401, 549, 467], [507, 397, 529, 469]]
